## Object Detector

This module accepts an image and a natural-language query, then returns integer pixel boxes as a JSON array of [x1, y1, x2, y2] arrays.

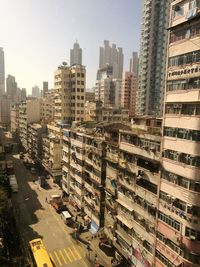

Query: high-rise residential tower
[[0, 47, 5, 96], [160, 1, 200, 266], [32, 85, 40, 98], [121, 71, 137, 117], [129, 51, 139, 76], [21, 88, 26, 101], [43, 81, 48, 97], [99, 40, 123, 79], [70, 41, 82, 66], [136, 0, 170, 116], [6, 75, 17, 102], [54, 62, 85, 124]]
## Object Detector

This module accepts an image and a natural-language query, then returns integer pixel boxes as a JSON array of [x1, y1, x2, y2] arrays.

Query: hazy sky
[[1, 0, 142, 93]]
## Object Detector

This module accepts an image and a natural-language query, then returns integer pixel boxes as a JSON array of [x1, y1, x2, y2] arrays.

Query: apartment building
[[102, 118, 161, 266], [121, 71, 137, 117], [40, 96, 54, 123], [54, 63, 85, 125], [19, 99, 40, 150], [85, 91, 95, 102], [0, 95, 11, 127], [160, 1, 200, 266], [42, 123, 63, 183], [85, 101, 129, 123], [136, 0, 170, 116], [99, 40, 123, 79], [95, 65, 122, 109], [10, 103, 20, 138], [62, 125, 106, 232], [27, 123, 46, 160]]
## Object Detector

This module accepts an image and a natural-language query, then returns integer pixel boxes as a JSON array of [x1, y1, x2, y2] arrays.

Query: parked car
[[61, 211, 72, 225], [49, 194, 66, 213]]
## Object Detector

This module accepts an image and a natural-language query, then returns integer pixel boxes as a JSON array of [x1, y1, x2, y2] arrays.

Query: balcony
[[106, 164, 118, 179], [115, 225, 133, 246], [63, 145, 69, 153], [70, 160, 83, 172], [105, 177, 117, 196], [70, 171, 82, 184], [120, 142, 160, 161], [71, 138, 84, 148], [106, 151, 118, 163], [162, 158, 200, 182], [62, 155, 69, 163], [62, 165, 69, 174]]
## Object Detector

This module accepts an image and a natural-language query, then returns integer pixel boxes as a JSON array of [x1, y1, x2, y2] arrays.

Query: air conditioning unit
[[190, 235, 196, 240]]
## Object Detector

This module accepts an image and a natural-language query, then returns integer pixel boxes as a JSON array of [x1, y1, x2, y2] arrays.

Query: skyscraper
[[6, 75, 17, 102], [43, 81, 48, 97], [70, 41, 82, 66], [21, 88, 26, 101], [99, 40, 123, 79], [129, 51, 139, 76], [32, 86, 40, 98], [136, 0, 170, 116], [0, 47, 5, 96]]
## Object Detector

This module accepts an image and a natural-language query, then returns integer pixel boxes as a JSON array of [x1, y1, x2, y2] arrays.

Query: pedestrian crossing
[[49, 244, 88, 266]]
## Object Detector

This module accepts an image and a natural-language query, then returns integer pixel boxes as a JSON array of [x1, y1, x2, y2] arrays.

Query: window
[[185, 227, 200, 241], [173, 4, 184, 19], [158, 212, 180, 231], [169, 49, 200, 67], [156, 250, 176, 267]]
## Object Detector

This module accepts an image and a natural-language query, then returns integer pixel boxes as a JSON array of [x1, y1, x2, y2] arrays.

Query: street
[[10, 152, 91, 267]]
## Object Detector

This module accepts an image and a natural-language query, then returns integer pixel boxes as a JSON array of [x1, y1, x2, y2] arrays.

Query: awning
[[116, 215, 133, 229], [174, 259, 183, 267], [116, 199, 134, 212]]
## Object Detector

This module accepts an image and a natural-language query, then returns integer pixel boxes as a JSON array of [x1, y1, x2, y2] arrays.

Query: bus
[[29, 238, 53, 267]]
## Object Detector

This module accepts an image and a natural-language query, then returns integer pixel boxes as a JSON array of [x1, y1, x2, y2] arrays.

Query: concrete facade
[[19, 99, 41, 150], [136, 0, 170, 116], [160, 1, 200, 266], [0, 47, 5, 96], [70, 41, 82, 66], [121, 71, 137, 117], [99, 40, 123, 79], [54, 63, 86, 124]]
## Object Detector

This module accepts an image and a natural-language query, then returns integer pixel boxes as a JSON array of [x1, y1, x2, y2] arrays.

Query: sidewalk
[[66, 200, 113, 267]]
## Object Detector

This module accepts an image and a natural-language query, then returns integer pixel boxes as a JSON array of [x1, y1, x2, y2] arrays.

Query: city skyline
[[1, 0, 142, 93]]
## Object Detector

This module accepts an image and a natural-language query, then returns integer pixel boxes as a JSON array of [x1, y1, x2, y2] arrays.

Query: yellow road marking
[[54, 251, 62, 266], [59, 249, 67, 264], [49, 253, 56, 265], [72, 245, 82, 260], [82, 258, 89, 267], [64, 248, 72, 262], [68, 247, 76, 261]]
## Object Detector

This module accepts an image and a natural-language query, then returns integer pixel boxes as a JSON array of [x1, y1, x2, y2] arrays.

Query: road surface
[[10, 153, 91, 267]]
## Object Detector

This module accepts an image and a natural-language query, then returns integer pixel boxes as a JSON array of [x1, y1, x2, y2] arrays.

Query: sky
[[0, 0, 142, 93]]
